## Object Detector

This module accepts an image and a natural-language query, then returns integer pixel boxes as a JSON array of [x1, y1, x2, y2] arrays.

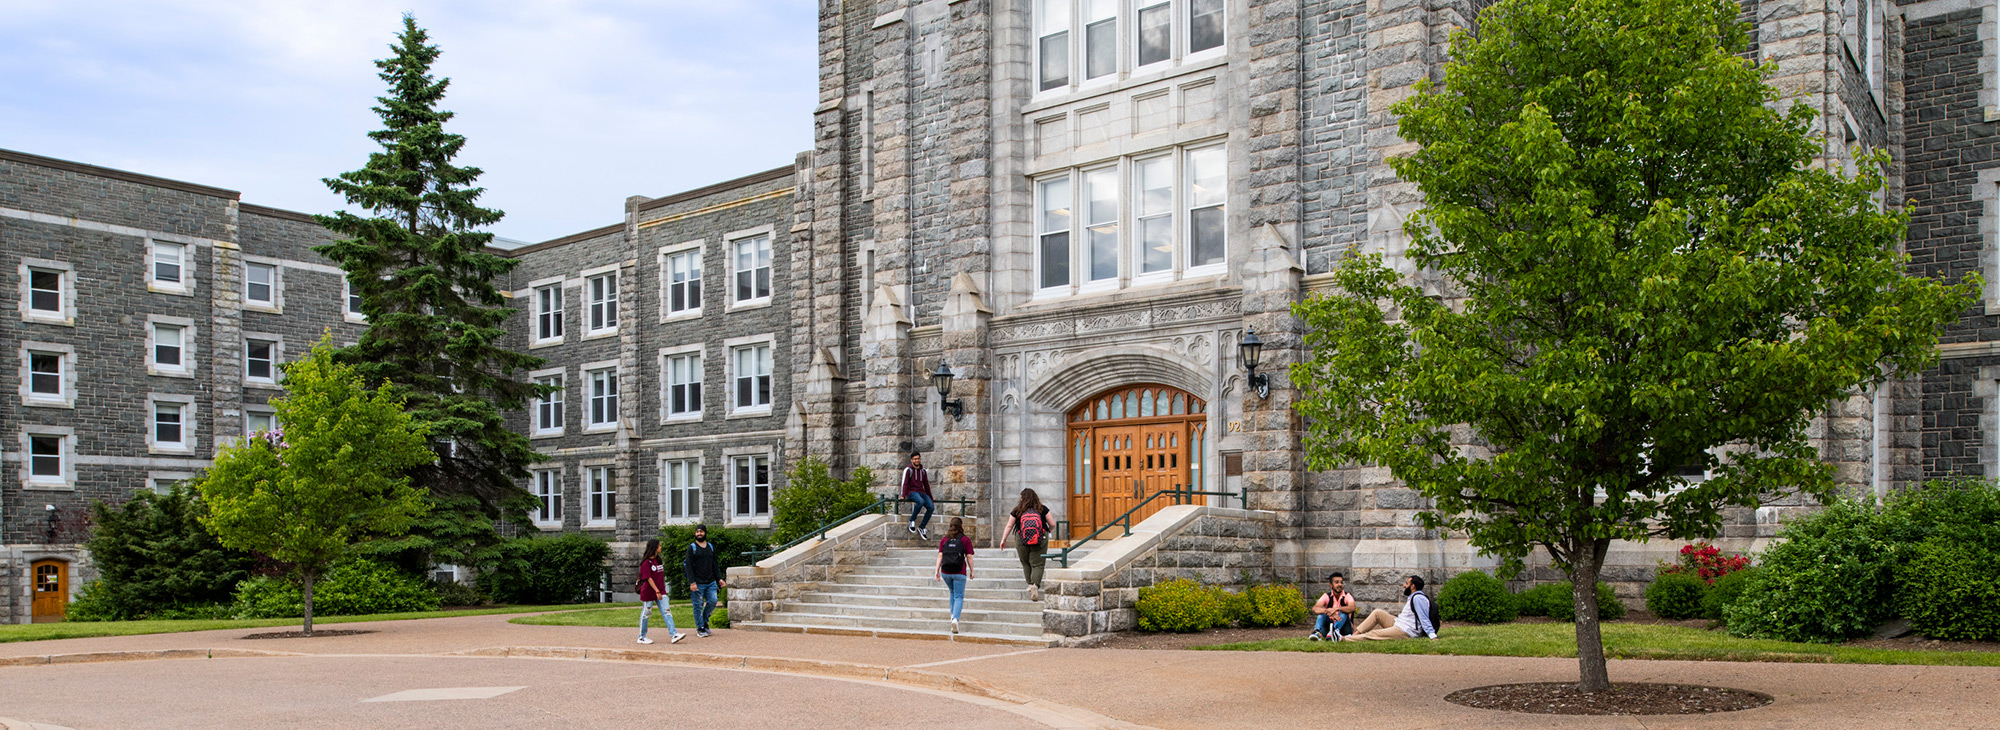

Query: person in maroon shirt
[[635, 539, 683, 645], [901, 451, 935, 539], [934, 517, 974, 634]]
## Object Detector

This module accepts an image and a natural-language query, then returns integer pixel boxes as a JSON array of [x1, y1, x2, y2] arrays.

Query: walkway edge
[[0, 648, 301, 667]]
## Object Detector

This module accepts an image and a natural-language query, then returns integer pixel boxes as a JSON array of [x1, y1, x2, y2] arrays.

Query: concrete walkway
[[1, 611, 1996, 729]]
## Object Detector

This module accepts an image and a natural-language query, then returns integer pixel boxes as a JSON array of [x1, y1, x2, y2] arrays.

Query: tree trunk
[[1570, 539, 1612, 692], [302, 573, 316, 636]]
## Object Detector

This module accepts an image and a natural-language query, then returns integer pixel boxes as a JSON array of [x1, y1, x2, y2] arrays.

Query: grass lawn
[[0, 603, 635, 645], [510, 604, 729, 631], [1199, 622, 2000, 667]]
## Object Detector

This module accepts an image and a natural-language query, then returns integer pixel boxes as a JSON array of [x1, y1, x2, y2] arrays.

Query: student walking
[[902, 451, 935, 539], [935, 517, 975, 634], [684, 525, 725, 638], [996, 488, 1052, 601], [635, 539, 684, 645]]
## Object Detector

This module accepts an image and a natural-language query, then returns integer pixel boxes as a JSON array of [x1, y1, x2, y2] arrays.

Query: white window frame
[[242, 259, 281, 312], [660, 345, 705, 423], [244, 334, 282, 387], [147, 393, 196, 454], [21, 427, 76, 489], [582, 265, 619, 338], [725, 335, 775, 417], [532, 467, 565, 528], [146, 316, 196, 378], [147, 238, 195, 295], [243, 407, 275, 438], [1079, 163, 1122, 292], [583, 360, 621, 433], [659, 452, 703, 526], [1132, 153, 1178, 285], [1034, 0, 1227, 97], [1033, 142, 1228, 299], [659, 242, 705, 321], [1182, 143, 1229, 276], [1035, 174, 1075, 294], [344, 278, 367, 322], [19, 258, 76, 326], [727, 228, 775, 310], [726, 449, 774, 525], [529, 276, 565, 346], [585, 462, 616, 527], [149, 471, 195, 496], [20, 342, 76, 409], [530, 367, 566, 438]]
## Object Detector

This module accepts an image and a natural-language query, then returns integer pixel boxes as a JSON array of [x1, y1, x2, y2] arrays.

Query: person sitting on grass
[[1308, 572, 1355, 641], [1345, 575, 1436, 641]]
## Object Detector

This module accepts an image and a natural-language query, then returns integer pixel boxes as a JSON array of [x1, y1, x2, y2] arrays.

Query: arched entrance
[[31, 559, 68, 622], [1066, 385, 1209, 538]]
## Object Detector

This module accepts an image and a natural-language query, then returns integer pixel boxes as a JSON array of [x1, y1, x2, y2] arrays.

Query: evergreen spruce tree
[[314, 15, 550, 567]]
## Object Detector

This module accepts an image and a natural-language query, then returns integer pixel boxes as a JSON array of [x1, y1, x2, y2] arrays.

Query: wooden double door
[[1066, 385, 1209, 538]]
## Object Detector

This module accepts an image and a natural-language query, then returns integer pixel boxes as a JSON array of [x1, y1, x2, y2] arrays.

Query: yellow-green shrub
[[1241, 584, 1310, 627], [1136, 578, 1232, 632]]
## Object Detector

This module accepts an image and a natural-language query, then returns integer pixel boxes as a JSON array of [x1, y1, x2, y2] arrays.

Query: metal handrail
[[1043, 487, 1244, 568], [741, 494, 979, 562]]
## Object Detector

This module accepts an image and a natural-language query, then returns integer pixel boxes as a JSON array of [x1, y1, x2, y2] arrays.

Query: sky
[[1, 0, 819, 244]]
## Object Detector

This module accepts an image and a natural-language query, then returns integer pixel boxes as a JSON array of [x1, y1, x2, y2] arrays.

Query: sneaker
[[637, 636, 654, 645], [919, 528, 930, 540], [1307, 632, 1322, 642], [951, 619, 960, 634], [908, 524, 917, 534], [1028, 585, 1040, 601], [670, 633, 686, 644]]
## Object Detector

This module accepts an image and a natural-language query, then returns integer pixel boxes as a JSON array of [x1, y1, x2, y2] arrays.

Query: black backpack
[[1418, 589, 1442, 637], [941, 536, 966, 573]]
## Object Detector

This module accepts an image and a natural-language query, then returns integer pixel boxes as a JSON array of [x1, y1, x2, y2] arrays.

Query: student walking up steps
[[935, 517, 975, 634], [635, 539, 684, 645], [996, 488, 1051, 601]]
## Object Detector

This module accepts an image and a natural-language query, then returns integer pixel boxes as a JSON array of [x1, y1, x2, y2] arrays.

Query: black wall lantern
[[931, 362, 964, 420], [1239, 327, 1270, 399], [44, 504, 58, 542]]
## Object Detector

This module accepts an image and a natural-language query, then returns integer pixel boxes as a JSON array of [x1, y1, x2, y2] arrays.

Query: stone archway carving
[[1024, 346, 1213, 413]]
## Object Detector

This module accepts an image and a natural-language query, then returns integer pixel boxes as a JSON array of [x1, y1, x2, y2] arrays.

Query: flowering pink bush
[[1659, 542, 1751, 584]]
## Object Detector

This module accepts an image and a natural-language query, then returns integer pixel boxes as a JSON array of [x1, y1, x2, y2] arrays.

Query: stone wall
[[723, 513, 891, 624], [1040, 505, 1277, 645]]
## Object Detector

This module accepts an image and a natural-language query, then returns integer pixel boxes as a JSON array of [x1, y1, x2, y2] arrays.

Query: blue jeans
[[638, 597, 676, 640], [942, 573, 967, 620], [1315, 612, 1350, 637], [691, 581, 720, 630], [906, 493, 935, 531]]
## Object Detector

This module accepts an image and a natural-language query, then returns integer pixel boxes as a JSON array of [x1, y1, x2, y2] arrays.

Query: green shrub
[[1725, 500, 1892, 642], [1240, 584, 1308, 627], [72, 485, 255, 621], [1439, 570, 1517, 624], [1898, 537, 2000, 642], [1702, 566, 1761, 621], [1137, 579, 1232, 632], [481, 533, 612, 605], [771, 457, 877, 544], [658, 524, 772, 599], [431, 578, 490, 607], [1528, 581, 1624, 622], [1513, 582, 1566, 617], [1644, 571, 1709, 620], [232, 559, 441, 618]]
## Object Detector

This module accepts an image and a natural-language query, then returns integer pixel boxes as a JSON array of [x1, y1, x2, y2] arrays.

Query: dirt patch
[[1446, 682, 1772, 715], [238, 629, 377, 640], [1097, 625, 1304, 650], [1843, 635, 2000, 653]]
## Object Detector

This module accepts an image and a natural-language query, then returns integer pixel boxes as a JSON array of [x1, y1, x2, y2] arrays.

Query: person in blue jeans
[[934, 517, 974, 634], [635, 539, 683, 645], [684, 524, 725, 637], [1310, 572, 1355, 641], [901, 451, 935, 539]]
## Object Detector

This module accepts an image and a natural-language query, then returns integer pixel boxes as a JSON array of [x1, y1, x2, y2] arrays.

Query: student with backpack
[[934, 517, 975, 634], [683, 524, 725, 638], [996, 488, 1052, 601], [1308, 572, 1356, 641], [1347, 575, 1438, 641], [635, 539, 684, 645]]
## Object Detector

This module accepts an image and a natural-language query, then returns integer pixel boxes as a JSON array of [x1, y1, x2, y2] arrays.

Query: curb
[[733, 622, 1052, 646], [0, 648, 301, 667]]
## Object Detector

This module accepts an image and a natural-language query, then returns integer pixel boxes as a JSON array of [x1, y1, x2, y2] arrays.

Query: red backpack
[[1019, 511, 1047, 546]]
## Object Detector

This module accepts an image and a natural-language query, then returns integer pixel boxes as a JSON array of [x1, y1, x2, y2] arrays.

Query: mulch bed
[[239, 629, 376, 640], [1445, 682, 1771, 715]]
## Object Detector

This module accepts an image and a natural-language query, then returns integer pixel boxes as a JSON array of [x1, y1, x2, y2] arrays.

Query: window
[[663, 458, 700, 523], [1036, 145, 1227, 295], [535, 284, 563, 342], [732, 344, 772, 411], [245, 411, 274, 436], [665, 248, 702, 316], [732, 235, 772, 304], [151, 476, 183, 495], [28, 352, 61, 398], [1137, 1, 1171, 66], [1038, 0, 1071, 91], [152, 323, 187, 374], [245, 339, 276, 383], [1084, 0, 1116, 80], [22, 344, 75, 408], [28, 268, 64, 317], [534, 470, 563, 526], [587, 465, 615, 525], [731, 454, 771, 520], [345, 279, 365, 320], [244, 263, 276, 308], [1186, 145, 1227, 268], [28, 434, 64, 483], [1084, 167, 1120, 283], [1037, 0, 1224, 93], [1135, 156, 1175, 275], [1038, 176, 1074, 289], [534, 374, 564, 435], [153, 241, 185, 285], [665, 352, 703, 419], [586, 274, 617, 333], [1189, 0, 1224, 54], [154, 402, 185, 448], [588, 367, 619, 429]]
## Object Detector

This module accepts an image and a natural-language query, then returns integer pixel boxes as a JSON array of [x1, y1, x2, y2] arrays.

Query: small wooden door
[[31, 560, 67, 623]]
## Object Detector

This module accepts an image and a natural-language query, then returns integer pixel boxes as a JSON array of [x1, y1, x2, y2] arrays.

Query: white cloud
[[0, 0, 817, 241]]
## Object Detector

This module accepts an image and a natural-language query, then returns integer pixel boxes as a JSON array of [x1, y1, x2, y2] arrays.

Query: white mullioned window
[[150, 320, 192, 375], [1037, 176, 1074, 289], [345, 278, 365, 320], [1035, 143, 1228, 295], [1185, 145, 1227, 269], [1038, 0, 1072, 91], [23, 260, 74, 323], [1137, 0, 1172, 67], [662, 458, 700, 523], [154, 402, 186, 449], [244, 262, 277, 308], [732, 343, 772, 411], [1083, 0, 1117, 81], [1083, 166, 1120, 285], [586, 273, 618, 334], [1036, 0, 1226, 94], [245, 338, 277, 383], [666, 351, 703, 419], [730, 454, 771, 521], [22, 343, 74, 407], [665, 248, 702, 316], [152, 241, 186, 286], [28, 352, 62, 399], [732, 235, 772, 304], [534, 469, 563, 526], [535, 284, 564, 342], [1188, 0, 1224, 54], [245, 410, 274, 436], [587, 366, 619, 429], [533, 372, 564, 435], [25, 431, 69, 486], [587, 465, 615, 525]]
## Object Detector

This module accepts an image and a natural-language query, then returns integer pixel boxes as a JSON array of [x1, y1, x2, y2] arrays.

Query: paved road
[[1, 612, 1996, 729]]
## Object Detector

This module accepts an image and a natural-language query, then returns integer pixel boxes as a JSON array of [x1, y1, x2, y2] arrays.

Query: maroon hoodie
[[637, 556, 668, 601]]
